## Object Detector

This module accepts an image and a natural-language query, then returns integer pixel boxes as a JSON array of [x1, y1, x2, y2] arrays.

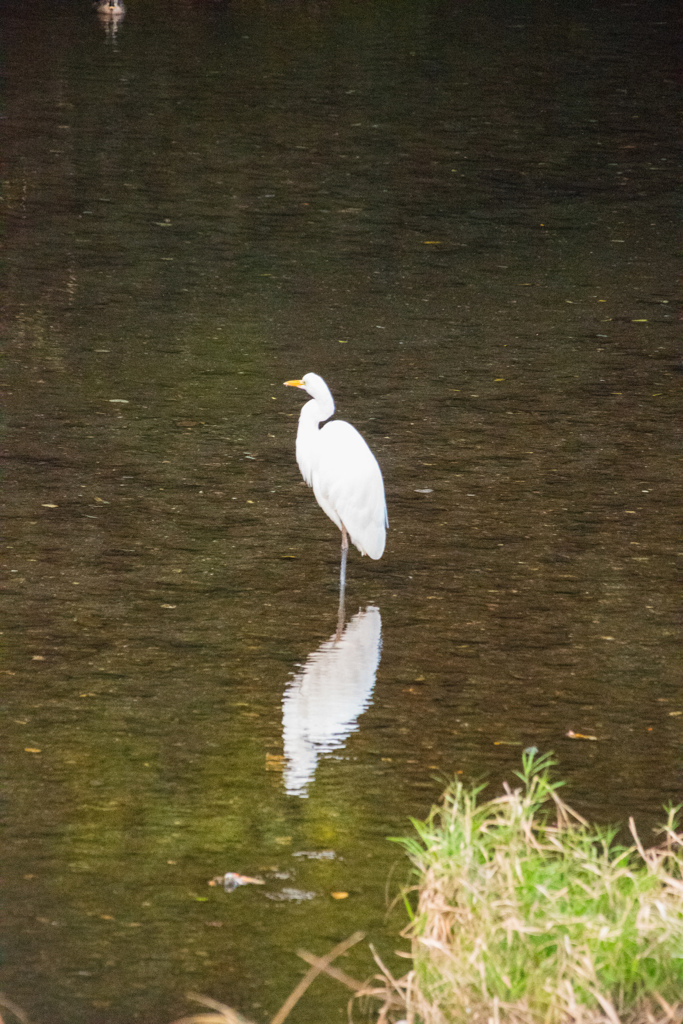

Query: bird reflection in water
[[95, 0, 126, 40], [282, 606, 382, 797]]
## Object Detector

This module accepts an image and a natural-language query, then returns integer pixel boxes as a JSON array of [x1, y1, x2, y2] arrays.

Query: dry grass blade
[[167, 1016, 233, 1024], [346, 942, 409, 1024], [297, 943, 408, 1023], [166, 991, 259, 1024], [591, 990, 622, 1024], [270, 931, 365, 1024], [368, 943, 410, 1007], [652, 994, 679, 1023], [0, 994, 31, 1024], [352, 981, 406, 1011], [296, 950, 364, 992]]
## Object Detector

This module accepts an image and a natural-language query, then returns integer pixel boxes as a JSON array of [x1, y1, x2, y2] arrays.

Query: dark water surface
[[1, 0, 680, 1020]]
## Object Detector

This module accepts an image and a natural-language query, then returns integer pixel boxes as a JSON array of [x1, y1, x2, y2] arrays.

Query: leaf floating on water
[[24, 748, 42, 753], [566, 730, 598, 741], [265, 753, 285, 771], [331, 891, 349, 900]]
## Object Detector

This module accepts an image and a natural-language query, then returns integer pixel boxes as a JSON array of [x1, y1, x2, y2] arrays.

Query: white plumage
[[284, 373, 388, 565], [282, 605, 382, 797]]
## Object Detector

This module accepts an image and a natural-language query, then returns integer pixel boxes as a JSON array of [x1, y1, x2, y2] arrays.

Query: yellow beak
[[284, 379, 305, 387]]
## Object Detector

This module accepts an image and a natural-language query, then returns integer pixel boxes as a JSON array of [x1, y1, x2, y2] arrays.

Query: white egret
[[284, 373, 388, 595]]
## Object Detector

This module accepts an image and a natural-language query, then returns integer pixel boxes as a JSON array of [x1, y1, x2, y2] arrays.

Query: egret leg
[[336, 593, 345, 640], [337, 526, 348, 640], [339, 525, 349, 595]]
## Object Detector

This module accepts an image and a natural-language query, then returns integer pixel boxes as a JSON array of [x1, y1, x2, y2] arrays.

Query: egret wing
[[312, 421, 387, 559]]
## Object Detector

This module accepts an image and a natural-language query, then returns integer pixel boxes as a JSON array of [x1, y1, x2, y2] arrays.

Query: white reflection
[[95, 0, 126, 41], [282, 606, 382, 797]]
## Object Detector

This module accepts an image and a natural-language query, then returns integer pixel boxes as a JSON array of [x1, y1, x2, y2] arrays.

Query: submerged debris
[[292, 849, 338, 860], [208, 872, 265, 893], [265, 888, 315, 902]]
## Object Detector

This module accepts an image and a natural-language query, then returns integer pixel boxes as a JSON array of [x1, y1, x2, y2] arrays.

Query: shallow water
[[1, 0, 680, 1020]]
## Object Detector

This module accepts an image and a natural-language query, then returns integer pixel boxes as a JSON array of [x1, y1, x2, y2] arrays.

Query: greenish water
[[1, 0, 680, 1021]]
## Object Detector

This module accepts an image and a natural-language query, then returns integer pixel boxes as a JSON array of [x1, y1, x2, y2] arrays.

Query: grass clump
[[394, 750, 683, 1024]]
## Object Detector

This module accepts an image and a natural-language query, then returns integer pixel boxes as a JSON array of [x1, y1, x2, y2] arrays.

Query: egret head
[[284, 373, 329, 400]]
